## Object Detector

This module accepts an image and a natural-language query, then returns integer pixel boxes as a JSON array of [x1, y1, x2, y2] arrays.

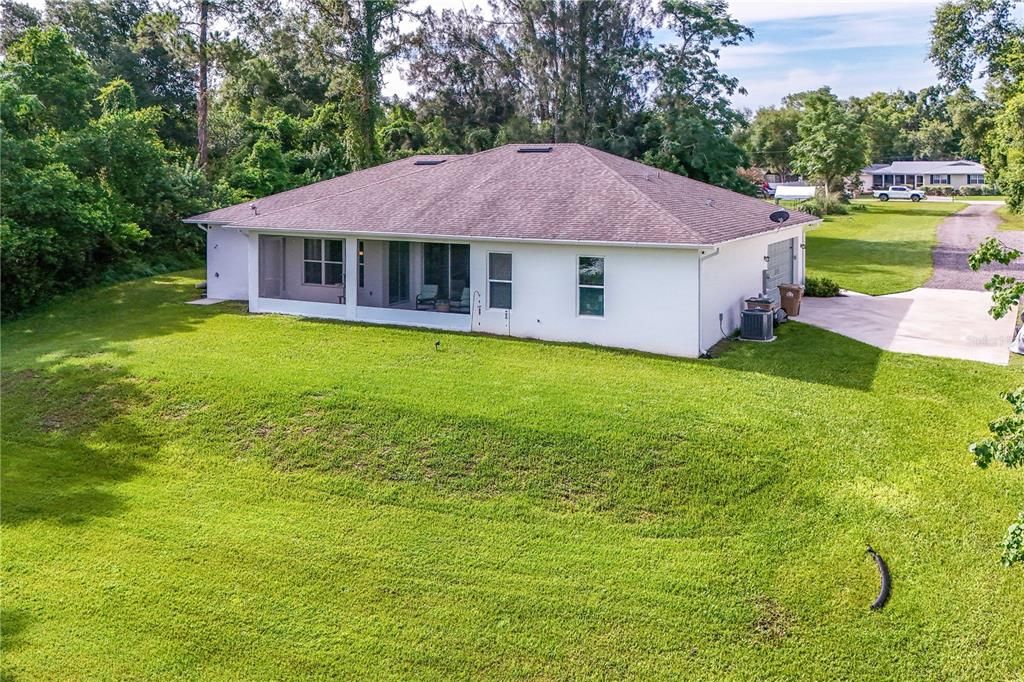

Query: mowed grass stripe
[[2, 272, 1022, 679]]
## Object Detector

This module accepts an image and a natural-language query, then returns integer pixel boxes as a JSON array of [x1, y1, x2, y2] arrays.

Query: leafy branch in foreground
[[1003, 513, 1024, 568], [969, 387, 1024, 567], [968, 237, 1024, 319]]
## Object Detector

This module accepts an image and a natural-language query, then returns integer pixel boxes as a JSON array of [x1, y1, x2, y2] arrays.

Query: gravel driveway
[[927, 202, 1024, 290]]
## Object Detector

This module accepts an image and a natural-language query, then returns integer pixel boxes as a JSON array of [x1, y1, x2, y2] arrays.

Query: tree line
[[1, 0, 1021, 318], [738, 0, 1022, 209]]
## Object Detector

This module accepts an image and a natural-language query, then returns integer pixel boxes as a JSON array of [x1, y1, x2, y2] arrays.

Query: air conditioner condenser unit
[[740, 308, 775, 342]]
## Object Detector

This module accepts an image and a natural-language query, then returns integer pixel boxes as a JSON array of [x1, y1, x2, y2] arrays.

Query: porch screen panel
[[388, 241, 410, 304], [450, 245, 470, 301], [424, 243, 450, 299]]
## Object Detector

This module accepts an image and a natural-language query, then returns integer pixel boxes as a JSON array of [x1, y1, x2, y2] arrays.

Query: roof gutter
[[191, 219, 821, 250], [697, 247, 721, 357]]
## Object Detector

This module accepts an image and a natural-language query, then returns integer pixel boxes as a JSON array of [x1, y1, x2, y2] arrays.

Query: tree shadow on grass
[[0, 608, 30, 654], [710, 323, 884, 392], [1, 361, 161, 527], [0, 272, 245, 366]]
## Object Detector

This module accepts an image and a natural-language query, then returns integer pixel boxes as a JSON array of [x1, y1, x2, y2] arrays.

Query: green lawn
[[805, 200, 966, 294], [998, 205, 1024, 231], [3, 273, 1022, 679], [965, 195, 1008, 201]]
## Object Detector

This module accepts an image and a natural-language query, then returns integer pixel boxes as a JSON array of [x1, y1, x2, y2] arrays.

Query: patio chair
[[416, 284, 439, 310], [451, 287, 471, 314]]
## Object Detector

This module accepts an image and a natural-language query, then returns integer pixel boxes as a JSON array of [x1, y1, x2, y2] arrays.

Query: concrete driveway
[[798, 288, 1014, 365], [796, 202, 1020, 365]]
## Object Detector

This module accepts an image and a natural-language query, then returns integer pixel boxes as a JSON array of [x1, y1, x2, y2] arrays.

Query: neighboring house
[[185, 144, 818, 357], [859, 160, 986, 191]]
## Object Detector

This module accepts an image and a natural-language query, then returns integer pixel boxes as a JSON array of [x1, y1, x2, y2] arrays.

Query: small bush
[[958, 184, 999, 196], [804, 276, 840, 297], [798, 193, 850, 217], [919, 185, 956, 196]]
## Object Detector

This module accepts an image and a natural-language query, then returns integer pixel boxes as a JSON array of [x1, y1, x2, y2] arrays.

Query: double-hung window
[[578, 256, 604, 316], [488, 252, 512, 309], [303, 238, 344, 286], [931, 174, 950, 185], [968, 174, 985, 185]]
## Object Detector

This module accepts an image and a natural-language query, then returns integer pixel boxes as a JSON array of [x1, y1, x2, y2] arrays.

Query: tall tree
[[739, 105, 801, 177], [930, 0, 1023, 92], [0, 0, 41, 53], [139, 0, 278, 169], [495, 0, 651, 144], [305, 0, 411, 169], [3, 25, 98, 129], [946, 86, 996, 159], [790, 88, 866, 197], [405, 6, 520, 149], [932, 0, 1024, 212], [47, 0, 196, 146], [640, 0, 753, 192]]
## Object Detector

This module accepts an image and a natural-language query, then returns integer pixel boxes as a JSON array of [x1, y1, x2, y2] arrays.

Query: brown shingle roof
[[184, 155, 463, 224], [186, 144, 817, 246]]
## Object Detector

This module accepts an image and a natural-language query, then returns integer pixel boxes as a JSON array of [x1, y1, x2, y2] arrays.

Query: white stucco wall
[[467, 241, 701, 357], [205, 226, 249, 300], [233, 228, 809, 358], [698, 224, 806, 352]]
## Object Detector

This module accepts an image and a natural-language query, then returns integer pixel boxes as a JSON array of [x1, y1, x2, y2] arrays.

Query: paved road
[[927, 202, 1024, 290]]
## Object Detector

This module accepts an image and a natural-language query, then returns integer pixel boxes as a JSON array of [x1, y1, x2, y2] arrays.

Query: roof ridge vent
[[413, 158, 447, 166], [517, 146, 553, 153]]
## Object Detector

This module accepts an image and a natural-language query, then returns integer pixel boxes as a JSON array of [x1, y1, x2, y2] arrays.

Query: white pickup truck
[[873, 185, 925, 202]]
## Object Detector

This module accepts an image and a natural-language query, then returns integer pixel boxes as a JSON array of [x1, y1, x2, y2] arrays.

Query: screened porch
[[255, 234, 474, 330]]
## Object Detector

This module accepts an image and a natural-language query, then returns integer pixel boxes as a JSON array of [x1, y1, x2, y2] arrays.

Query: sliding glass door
[[423, 243, 470, 302]]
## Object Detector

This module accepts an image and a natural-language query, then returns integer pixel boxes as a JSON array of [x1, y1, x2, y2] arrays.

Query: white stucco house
[[185, 144, 818, 357], [860, 160, 986, 191]]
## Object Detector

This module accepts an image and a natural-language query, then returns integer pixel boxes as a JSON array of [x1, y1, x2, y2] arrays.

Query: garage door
[[764, 238, 794, 304]]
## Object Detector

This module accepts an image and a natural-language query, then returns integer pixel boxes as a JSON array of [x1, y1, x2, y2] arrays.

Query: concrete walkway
[[798, 288, 1014, 365], [928, 202, 1024, 290]]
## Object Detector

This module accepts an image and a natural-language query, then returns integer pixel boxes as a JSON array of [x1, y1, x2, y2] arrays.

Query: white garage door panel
[[764, 238, 794, 303]]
